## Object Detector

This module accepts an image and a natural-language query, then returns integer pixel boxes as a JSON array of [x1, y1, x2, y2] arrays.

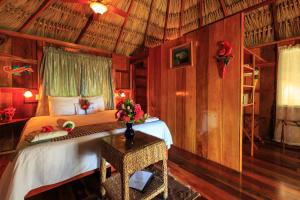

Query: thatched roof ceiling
[[0, 0, 299, 56]]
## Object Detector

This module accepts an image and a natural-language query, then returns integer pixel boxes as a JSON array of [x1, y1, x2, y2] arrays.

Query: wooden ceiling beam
[[248, 35, 300, 49], [143, 0, 154, 45], [0, 28, 112, 57], [113, 0, 134, 53], [18, 0, 56, 32], [219, 0, 228, 16], [199, 0, 203, 27], [179, 0, 184, 36], [270, 2, 279, 40], [107, 5, 128, 18], [163, 0, 170, 42], [75, 14, 94, 44]]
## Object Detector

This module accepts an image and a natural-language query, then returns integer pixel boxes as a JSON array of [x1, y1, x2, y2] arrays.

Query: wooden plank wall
[[148, 14, 243, 171], [0, 37, 38, 118], [112, 55, 130, 89]]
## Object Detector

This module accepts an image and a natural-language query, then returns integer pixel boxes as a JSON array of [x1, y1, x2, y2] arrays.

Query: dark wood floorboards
[[0, 142, 300, 200], [168, 143, 300, 200]]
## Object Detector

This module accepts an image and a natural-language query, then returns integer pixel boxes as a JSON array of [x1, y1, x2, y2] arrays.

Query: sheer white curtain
[[274, 45, 300, 145]]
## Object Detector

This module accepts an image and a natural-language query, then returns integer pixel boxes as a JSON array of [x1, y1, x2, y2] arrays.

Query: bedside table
[[0, 118, 29, 155], [99, 132, 168, 200]]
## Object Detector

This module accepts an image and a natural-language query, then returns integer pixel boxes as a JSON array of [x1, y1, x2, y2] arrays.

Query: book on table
[[129, 170, 154, 192]]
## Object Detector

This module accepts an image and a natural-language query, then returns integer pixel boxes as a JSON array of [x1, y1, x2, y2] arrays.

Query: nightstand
[[0, 118, 29, 155]]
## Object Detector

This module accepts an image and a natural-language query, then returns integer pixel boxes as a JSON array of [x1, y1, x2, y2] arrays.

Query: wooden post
[[251, 56, 256, 157]]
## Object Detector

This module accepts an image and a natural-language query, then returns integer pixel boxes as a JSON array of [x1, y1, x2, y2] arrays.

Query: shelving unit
[[243, 59, 255, 156], [242, 48, 265, 157]]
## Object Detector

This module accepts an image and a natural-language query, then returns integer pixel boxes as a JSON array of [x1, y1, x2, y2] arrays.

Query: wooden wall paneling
[[0, 88, 12, 108], [112, 55, 130, 90], [222, 14, 242, 170], [207, 20, 224, 165], [0, 38, 12, 87], [183, 33, 197, 153], [147, 14, 242, 171], [11, 37, 38, 88], [148, 46, 161, 117], [196, 27, 209, 157], [0, 60, 12, 87], [240, 13, 245, 171], [176, 67, 186, 149], [161, 41, 177, 146]]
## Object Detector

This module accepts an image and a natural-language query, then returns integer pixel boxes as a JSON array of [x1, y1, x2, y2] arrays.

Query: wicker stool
[[99, 131, 168, 200]]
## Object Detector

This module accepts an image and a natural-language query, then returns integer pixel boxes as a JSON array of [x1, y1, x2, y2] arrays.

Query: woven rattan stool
[[99, 131, 168, 200]]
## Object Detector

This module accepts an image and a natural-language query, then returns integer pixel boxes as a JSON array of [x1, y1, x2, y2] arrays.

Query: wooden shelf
[[243, 103, 254, 107], [103, 173, 164, 200], [243, 65, 254, 71], [0, 118, 29, 126], [243, 85, 254, 88], [0, 52, 37, 65]]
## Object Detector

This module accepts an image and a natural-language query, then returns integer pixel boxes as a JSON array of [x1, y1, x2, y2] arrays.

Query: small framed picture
[[170, 42, 194, 69]]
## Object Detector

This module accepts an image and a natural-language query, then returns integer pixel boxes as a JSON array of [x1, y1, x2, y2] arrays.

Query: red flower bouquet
[[216, 40, 233, 79], [79, 99, 90, 115], [115, 99, 148, 140], [115, 99, 147, 124]]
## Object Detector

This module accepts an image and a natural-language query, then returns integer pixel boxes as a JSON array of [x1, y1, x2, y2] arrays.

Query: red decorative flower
[[65, 128, 73, 134], [41, 126, 54, 133], [79, 99, 91, 114], [2, 106, 16, 121], [216, 40, 233, 79]]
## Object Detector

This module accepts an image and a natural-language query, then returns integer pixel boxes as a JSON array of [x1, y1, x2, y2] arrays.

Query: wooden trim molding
[[0, 29, 112, 57]]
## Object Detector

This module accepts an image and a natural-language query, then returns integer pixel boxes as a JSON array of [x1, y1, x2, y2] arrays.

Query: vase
[[124, 123, 135, 140]]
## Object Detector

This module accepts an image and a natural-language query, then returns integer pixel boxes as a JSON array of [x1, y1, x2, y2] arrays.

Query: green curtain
[[41, 46, 114, 109]]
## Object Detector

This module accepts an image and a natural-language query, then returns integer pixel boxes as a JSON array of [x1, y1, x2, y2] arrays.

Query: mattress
[[0, 110, 173, 200]]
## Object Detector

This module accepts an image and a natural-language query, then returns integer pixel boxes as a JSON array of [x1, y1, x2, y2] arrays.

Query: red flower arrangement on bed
[[79, 99, 91, 115], [115, 99, 148, 140]]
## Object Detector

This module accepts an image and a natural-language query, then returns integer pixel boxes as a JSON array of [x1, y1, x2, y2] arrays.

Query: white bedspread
[[0, 111, 172, 200]]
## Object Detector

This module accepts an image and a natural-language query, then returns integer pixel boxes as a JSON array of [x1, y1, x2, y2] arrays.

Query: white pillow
[[84, 96, 105, 112], [48, 96, 79, 116]]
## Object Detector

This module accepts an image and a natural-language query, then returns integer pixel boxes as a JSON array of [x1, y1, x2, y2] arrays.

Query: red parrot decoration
[[216, 40, 233, 79]]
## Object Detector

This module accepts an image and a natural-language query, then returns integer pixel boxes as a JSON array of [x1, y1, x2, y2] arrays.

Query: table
[[99, 131, 168, 200]]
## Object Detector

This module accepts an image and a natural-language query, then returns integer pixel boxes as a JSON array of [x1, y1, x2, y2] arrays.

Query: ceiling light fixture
[[90, 2, 108, 15]]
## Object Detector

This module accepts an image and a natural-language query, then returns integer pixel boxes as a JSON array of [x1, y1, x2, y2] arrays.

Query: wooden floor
[[168, 142, 300, 200], [1, 142, 300, 200]]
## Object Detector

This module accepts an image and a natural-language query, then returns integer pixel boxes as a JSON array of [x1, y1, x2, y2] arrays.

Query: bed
[[0, 110, 173, 200]]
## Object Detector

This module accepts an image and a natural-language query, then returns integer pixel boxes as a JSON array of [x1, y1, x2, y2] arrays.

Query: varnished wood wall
[[0, 37, 38, 118], [148, 14, 243, 171]]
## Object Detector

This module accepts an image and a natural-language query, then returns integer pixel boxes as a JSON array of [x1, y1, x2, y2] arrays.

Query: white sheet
[[0, 111, 173, 200]]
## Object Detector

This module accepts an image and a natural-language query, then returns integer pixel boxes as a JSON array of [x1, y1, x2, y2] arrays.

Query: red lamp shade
[[24, 90, 33, 98]]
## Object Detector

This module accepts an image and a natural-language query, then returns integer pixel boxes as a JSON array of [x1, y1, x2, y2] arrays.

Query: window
[[277, 45, 300, 106]]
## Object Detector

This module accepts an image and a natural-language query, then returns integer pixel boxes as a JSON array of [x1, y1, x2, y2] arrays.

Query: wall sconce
[[115, 89, 127, 98], [24, 89, 38, 103], [24, 90, 33, 98]]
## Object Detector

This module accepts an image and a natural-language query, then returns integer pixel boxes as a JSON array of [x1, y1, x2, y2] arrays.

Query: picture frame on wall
[[170, 42, 194, 69]]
